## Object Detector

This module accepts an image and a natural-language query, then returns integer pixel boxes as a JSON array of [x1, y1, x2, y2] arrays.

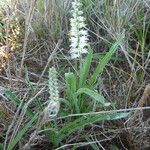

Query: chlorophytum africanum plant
[[3, 0, 130, 149]]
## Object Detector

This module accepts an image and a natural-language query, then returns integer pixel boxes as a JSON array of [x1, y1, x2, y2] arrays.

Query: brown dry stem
[[130, 84, 150, 125]]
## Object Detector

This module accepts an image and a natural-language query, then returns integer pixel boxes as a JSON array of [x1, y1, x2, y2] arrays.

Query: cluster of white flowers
[[69, 0, 89, 59], [48, 67, 59, 102], [43, 67, 60, 121]]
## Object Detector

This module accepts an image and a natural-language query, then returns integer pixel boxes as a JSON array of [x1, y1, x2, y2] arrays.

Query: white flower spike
[[69, 0, 89, 59], [43, 67, 60, 122]]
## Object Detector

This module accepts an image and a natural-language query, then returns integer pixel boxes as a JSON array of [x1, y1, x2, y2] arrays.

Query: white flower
[[48, 67, 59, 101], [43, 100, 60, 120], [79, 30, 88, 36], [69, 0, 89, 59], [43, 67, 60, 122]]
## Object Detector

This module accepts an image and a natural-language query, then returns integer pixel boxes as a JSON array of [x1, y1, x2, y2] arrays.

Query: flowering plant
[[69, 0, 89, 59]]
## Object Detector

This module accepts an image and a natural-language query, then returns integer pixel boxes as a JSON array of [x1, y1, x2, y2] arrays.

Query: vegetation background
[[0, 0, 150, 150]]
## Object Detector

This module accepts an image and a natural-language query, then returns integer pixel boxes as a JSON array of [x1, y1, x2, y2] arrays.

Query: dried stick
[[20, 0, 37, 75]]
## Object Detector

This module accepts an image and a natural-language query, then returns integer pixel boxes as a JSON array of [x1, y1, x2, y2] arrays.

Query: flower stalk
[[44, 67, 60, 121], [39, 67, 60, 126], [69, 0, 89, 59]]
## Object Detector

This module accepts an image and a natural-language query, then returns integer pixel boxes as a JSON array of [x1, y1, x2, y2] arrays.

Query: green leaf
[[75, 88, 110, 106], [7, 114, 38, 150], [37, 0, 44, 14], [4, 90, 35, 118], [79, 50, 93, 88], [88, 33, 124, 87], [65, 72, 79, 112], [86, 137, 100, 150], [65, 72, 77, 99], [0, 143, 4, 150], [57, 112, 129, 143]]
